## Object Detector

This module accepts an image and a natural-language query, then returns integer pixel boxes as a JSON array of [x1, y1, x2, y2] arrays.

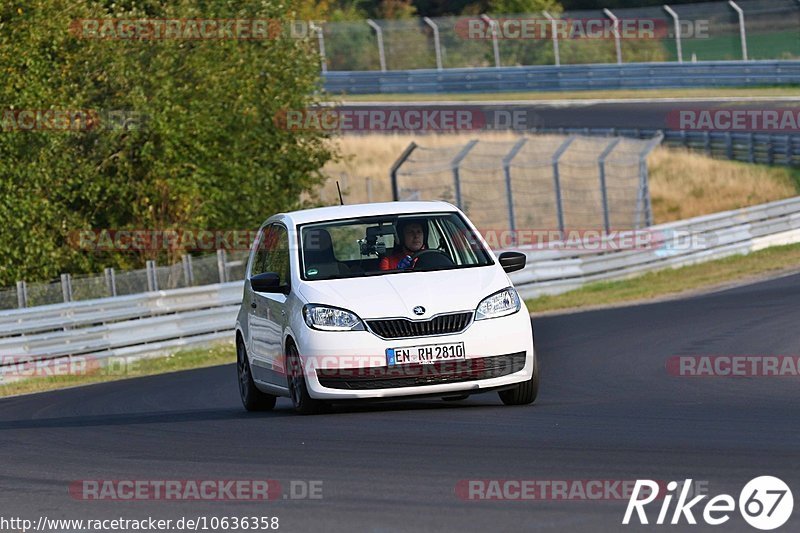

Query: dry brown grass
[[647, 147, 798, 222], [320, 134, 799, 224]]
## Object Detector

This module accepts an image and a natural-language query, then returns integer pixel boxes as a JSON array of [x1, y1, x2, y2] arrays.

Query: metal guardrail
[[509, 195, 800, 298], [323, 60, 800, 94], [533, 127, 800, 167], [2, 195, 800, 372]]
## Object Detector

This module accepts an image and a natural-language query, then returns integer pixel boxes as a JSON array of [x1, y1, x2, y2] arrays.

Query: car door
[[247, 223, 291, 386]]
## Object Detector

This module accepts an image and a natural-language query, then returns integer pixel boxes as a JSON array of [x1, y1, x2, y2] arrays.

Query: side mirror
[[250, 272, 285, 293], [498, 251, 526, 273]]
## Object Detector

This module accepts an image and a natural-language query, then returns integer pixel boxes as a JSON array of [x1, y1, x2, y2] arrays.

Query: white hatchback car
[[235, 201, 538, 414]]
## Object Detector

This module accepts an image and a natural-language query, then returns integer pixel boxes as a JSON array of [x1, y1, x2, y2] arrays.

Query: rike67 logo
[[623, 477, 793, 530]]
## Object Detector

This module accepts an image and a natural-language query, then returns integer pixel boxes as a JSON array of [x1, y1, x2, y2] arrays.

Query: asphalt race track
[[2, 273, 799, 532], [341, 98, 800, 132]]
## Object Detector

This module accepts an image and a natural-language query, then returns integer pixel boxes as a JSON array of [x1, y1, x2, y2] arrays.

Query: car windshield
[[299, 212, 493, 280]]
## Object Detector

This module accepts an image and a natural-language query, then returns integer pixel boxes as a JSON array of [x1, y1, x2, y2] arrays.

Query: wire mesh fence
[[391, 133, 662, 237], [319, 0, 799, 70], [3, 250, 249, 311]]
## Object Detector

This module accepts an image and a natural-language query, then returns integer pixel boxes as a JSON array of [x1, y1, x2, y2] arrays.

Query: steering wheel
[[410, 248, 453, 269], [411, 249, 447, 260]]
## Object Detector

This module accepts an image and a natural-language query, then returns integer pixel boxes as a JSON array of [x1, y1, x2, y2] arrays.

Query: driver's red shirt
[[378, 247, 424, 270]]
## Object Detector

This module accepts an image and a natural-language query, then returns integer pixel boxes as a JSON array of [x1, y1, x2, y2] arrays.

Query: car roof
[[271, 201, 459, 226]]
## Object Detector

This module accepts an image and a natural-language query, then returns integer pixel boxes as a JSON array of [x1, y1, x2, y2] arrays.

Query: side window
[[266, 225, 290, 286], [251, 225, 273, 277], [251, 225, 290, 286]]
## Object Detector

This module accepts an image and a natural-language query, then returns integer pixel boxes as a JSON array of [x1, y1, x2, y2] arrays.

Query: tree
[[0, 0, 335, 286]]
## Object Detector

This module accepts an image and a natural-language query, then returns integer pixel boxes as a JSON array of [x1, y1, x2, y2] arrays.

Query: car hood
[[297, 266, 510, 320]]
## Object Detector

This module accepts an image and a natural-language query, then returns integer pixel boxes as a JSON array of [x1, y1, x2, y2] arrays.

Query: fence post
[[598, 138, 622, 234], [366, 19, 387, 72], [767, 134, 774, 165], [552, 136, 577, 238], [60, 273, 73, 303], [502, 138, 528, 241], [603, 9, 622, 64], [104, 267, 117, 297], [182, 254, 194, 287], [390, 142, 418, 201], [366, 177, 373, 203], [146, 260, 158, 292], [663, 5, 683, 63], [481, 14, 501, 67], [217, 249, 228, 284], [451, 140, 479, 209], [543, 11, 560, 66], [636, 132, 664, 228], [423, 17, 443, 70], [704, 131, 711, 155], [749, 132, 755, 163], [786, 134, 794, 165], [728, 0, 748, 60], [16, 280, 27, 309], [311, 23, 328, 73]]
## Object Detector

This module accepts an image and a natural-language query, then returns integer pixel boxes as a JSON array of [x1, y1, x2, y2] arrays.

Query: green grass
[[0, 341, 235, 398], [525, 242, 800, 314], [336, 86, 800, 102], [666, 31, 800, 62]]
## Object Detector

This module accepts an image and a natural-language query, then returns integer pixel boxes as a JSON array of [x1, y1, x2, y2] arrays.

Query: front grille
[[366, 312, 472, 339], [316, 352, 527, 390]]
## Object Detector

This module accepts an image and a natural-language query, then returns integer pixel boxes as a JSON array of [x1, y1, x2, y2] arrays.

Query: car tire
[[498, 353, 539, 406], [237, 339, 277, 411], [286, 343, 327, 415]]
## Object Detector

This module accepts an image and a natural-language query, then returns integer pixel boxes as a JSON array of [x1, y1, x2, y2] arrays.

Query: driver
[[379, 220, 426, 270]]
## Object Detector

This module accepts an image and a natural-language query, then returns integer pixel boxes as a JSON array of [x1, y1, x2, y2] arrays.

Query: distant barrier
[[323, 60, 800, 94]]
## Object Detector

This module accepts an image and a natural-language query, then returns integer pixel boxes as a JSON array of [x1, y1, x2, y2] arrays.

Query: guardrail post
[[423, 17, 443, 70], [725, 132, 733, 160], [663, 5, 682, 63], [552, 136, 576, 238], [598, 138, 622, 234], [786, 135, 794, 165], [104, 267, 117, 297], [704, 131, 711, 155], [310, 23, 328, 73], [366, 19, 387, 72], [217, 249, 227, 284], [146, 260, 158, 292], [767, 134, 775, 165], [502, 138, 528, 241], [728, 0, 748, 61], [61, 273, 73, 303], [749, 132, 755, 163], [603, 9, 622, 64], [16, 280, 27, 308], [481, 14, 501, 67], [390, 142, 418, 201], [451, 140, 479, 209], [182, 254, 194, 286], [543, 11, 560, 66]]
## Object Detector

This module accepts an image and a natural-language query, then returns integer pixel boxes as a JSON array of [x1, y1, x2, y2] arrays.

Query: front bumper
[[293, 306, 534, 399]]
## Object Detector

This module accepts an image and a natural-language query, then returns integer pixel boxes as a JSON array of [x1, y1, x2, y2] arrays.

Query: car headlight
[[475, 288, 521, 320], [303, 305, 365, 331]]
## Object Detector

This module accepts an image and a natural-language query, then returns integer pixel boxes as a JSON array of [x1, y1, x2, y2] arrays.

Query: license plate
[[386, 342, 465, 366]]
